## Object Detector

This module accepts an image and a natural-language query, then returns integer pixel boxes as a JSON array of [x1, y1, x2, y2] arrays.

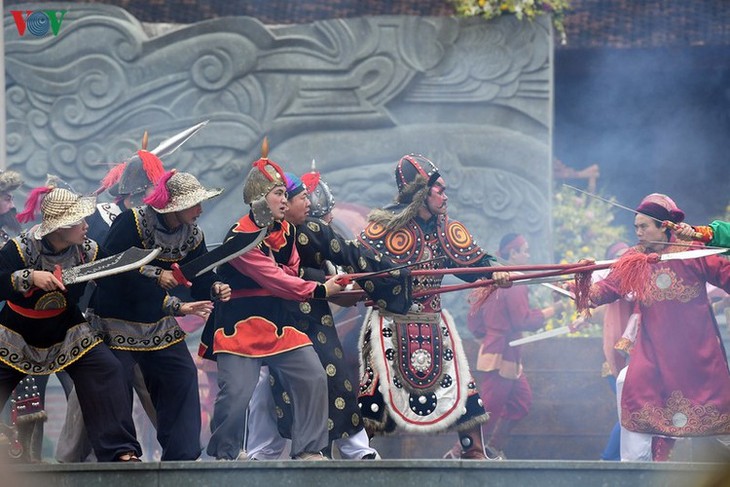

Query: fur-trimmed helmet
[[367, 154, 442, 232], [395, 154, 440, 196], [0, 170, 23, 195]]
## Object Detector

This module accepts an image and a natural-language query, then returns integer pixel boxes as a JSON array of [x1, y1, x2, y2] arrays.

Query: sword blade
[[563, 184, 667, 225], [61, 247, 162, 285], [511, 275, 573, 286], [659, 247, 726, 261], [509, 326, 572, 347], [174, 228, 266, 286]]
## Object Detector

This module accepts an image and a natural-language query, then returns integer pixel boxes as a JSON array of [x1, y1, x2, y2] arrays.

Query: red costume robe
[[590, 244, 730, 436]]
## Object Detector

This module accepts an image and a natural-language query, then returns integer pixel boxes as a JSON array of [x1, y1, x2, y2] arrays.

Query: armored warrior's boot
[[651, 436, 676, 462], [12, 377, 47, 463], [6, 376, 47, 463], [458, 425, 500, 460]]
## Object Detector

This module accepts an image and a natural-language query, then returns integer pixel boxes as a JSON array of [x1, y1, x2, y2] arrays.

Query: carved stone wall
[[4, 4, 554, 269]]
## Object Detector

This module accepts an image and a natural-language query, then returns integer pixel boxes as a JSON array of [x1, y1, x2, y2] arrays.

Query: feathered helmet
[[368, 154, 441, 231], [243, 138, 287, 227], [99, 150, 165, 206], [301, 160, 335, 219]]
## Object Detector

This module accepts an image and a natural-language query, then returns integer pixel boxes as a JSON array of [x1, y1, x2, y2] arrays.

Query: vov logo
[[10, 10, 68, 37]]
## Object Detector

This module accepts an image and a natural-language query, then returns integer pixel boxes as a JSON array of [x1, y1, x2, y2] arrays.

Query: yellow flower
[[478, 0, 486, 6]]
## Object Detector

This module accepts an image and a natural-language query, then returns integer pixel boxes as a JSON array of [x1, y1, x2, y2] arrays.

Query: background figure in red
[[467, 233, 565, 459]]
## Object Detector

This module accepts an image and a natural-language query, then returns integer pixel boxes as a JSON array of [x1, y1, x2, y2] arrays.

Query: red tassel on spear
[[607, 250, 660, 303]]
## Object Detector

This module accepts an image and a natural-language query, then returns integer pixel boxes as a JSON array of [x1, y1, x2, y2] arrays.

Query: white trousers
[[616, 366, 652, 461], [247, 367, 377, 459]]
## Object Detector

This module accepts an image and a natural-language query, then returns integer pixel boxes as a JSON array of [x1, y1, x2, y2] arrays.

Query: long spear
[[334, 261, 589, 282], [410, 247, 726, 299]]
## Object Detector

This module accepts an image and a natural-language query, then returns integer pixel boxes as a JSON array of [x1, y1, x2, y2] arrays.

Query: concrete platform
[[7, 460, 730, 487]]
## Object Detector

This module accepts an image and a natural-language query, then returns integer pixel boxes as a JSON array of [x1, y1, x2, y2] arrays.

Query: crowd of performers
[[0, 134, 728, 463]]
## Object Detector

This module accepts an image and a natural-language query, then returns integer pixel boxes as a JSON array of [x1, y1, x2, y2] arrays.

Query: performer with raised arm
[[0, 186, 141, 462], [89, 171, 228, 461], [356, 154, 510, 459], [588, 193, 730, 461], [200, 144, 346, 461]]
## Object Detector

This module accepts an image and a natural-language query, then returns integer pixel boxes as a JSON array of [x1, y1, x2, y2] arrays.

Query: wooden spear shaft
[[410, 262, 611, 299]]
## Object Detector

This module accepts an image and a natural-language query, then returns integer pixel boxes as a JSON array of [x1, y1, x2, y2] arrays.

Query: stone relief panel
[[4, 4, 553, 268]]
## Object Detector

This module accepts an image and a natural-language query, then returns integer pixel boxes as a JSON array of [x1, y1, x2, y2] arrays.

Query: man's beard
[[0, 208, 22, 235]]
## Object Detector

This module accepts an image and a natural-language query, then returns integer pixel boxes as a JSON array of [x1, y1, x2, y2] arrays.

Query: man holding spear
[[356, 154, 511, 459], [586, 193, 730, 461]]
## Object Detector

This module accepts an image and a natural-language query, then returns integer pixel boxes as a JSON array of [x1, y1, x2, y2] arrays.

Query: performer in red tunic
[[357, 154, 510, 459], [200, 147, 346, 460], [589, 193, 730, 461], [466, 233, 565, 459]]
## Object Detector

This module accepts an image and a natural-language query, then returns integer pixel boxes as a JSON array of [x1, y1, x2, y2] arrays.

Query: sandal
[[117, 452, 142, 462]]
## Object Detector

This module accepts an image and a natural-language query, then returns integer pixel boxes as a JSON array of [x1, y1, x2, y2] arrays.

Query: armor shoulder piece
[[438, 217, 485, 266], [359, 220, 422, 265]]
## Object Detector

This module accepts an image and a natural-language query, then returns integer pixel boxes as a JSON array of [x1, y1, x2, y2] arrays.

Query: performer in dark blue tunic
[[90, 171, 228, 461]]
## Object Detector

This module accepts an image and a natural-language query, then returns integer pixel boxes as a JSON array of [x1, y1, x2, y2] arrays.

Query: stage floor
[[6, 459, 730, 487]]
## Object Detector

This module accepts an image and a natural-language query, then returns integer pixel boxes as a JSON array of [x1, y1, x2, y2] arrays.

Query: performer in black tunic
[[200, 148, 345, 461], [56, 152, 164, 463], [0, 186, 141, 462], [90, 170, 229, 461], [0, 169, 49, 462], [246, 171, 411, 459]]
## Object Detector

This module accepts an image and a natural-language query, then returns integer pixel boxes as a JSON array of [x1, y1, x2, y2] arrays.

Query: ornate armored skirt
[[0, 323, 103, 375], [358, 308, 488, 434]]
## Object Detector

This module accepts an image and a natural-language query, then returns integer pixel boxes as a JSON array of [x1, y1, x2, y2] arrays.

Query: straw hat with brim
[[148, 172, 223, 214], [34, 188, 96, 239]]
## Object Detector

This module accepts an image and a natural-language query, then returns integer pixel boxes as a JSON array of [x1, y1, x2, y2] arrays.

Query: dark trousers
[[112, 341, 201, 460], [0, 344, 140, 462]]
